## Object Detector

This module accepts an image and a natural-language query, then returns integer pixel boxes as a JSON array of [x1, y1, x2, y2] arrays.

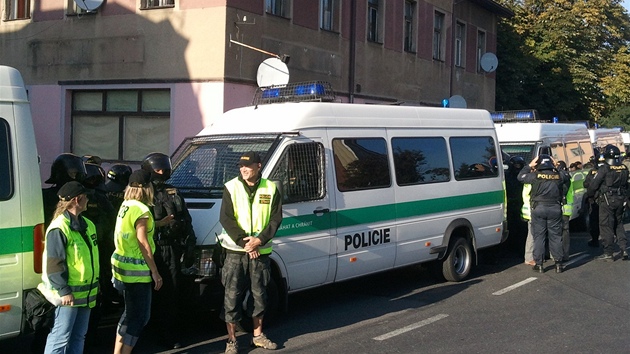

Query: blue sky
[[625, 0, 630, 12]]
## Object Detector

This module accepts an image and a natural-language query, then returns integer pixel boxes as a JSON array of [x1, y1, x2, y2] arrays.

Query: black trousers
[[531, 203, 563, 264], [599, 199, 627, 255]]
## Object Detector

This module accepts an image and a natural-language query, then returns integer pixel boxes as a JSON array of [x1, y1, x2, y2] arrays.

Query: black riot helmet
[[141, 152, 172, 182], [45, 153, 87, 185], [83, 163, 106, 189], [603, 144, 621, 165], [509, 156, 525, 171], [535, 154, 555, 171], [107, 163, 133, 186]]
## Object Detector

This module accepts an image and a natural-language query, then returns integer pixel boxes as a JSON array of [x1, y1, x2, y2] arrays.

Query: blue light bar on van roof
[[490, 110, 540, 122], [253, 81, 336, 106]]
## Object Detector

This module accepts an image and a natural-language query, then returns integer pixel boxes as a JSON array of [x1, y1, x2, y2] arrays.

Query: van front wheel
[[442, 237, 472, 282]]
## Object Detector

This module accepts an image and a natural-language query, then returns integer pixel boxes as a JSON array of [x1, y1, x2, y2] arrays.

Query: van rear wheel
[[442, 237, 472, 282]]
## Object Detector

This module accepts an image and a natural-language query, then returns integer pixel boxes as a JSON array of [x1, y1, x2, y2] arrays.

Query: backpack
[[24, 288, 55, 331]]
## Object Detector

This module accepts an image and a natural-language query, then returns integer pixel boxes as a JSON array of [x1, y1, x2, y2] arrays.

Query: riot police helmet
[[45, 153, 87, 185], [535, 154, 555, 171], [141, 152, 172, 182], [603, 144, 621, 165], [107, 163, 133, 186], [83, 163, 106, 189], [509, 156, 525, 171]]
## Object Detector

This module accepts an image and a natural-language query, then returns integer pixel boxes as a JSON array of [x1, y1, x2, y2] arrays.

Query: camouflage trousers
[[221, 252, 270, 323]]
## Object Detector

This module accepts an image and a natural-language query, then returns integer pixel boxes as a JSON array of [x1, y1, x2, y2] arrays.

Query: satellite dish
[[480, 52, 498, 73], [449, 95, 467, 108], [256, 58, 290, 88], [74, 0, 103, 11]]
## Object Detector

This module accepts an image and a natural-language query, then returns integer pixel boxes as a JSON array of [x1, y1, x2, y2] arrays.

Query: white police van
[[492, 110, 593, 228], [0, 66, 45, 340], [170, 82, 507, 316], [588, 127, 624, 152]]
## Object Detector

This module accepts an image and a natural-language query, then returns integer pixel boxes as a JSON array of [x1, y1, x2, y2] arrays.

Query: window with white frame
[[141, 0, 174, 9], [477, 30, 486, 72], [404, 1, 416, 52], [71, 90, 170, 162], [433, 11, 445, 60], [320, 0, 337, 31], [266, 0, 290, 17], [455, 22, 465, 67], [5, 0, 30, 20]]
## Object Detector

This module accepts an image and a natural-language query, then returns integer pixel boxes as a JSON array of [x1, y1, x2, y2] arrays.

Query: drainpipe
[[349, 0, 356, 103]]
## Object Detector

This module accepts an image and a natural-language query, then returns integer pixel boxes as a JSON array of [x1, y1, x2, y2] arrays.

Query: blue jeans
[[44, 305, 91, 354], [117, 282, 152, 347]]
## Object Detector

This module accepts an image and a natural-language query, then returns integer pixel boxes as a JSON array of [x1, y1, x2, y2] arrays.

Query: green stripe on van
[[0, 226, 35, 255], [276, 190, 504, 237]]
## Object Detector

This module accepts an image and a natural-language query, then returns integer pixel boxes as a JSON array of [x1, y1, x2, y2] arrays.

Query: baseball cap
[[128, 169, 152, 187], [57, 181, 91, 201], [238, 151, 262, 166]]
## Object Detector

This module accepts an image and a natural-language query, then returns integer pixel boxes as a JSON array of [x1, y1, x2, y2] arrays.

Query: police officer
[[583, 150, 603, 247], [505, 156, 527, 253], [104, 163, 133, 212], [586, 144, 629, 261], [556, 160, 572, 262], [142, 152, 196, 349], [42, 153, 88, 228], [518, 154, 570, 273]]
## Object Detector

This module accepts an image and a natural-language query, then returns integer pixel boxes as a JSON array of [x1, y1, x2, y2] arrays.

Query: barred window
[[71, 90, 170, 162], [141, 0, 174, 9], [269, 142, 325, 204]]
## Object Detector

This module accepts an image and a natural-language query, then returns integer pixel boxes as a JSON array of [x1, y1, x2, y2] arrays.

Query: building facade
[[0, 0, 512, 180]]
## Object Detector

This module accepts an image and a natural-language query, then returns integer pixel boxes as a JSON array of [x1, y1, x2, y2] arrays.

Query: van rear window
[[450, 136, 500, 180], [392, 137, 450, 185], [0, 118, 13, 200], [333, 137, 391, 192]]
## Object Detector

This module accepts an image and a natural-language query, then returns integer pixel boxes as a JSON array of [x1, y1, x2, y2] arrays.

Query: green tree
[[496, 0, 630, 125]]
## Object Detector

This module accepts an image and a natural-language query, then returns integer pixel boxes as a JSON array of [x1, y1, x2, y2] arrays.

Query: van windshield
[[500, 143, 536, 162], [168, 134, 281, 197]]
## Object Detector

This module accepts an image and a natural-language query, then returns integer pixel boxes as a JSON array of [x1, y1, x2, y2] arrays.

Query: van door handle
[[313, 208, 330, 215]]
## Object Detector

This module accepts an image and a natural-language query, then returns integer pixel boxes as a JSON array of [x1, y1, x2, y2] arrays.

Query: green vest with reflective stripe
[[219, 178, 277, 254], [562, 178, 575, 216], [42, 214, 99, 308], [112, 200, 155, 283], [521, 184, 532, 221]]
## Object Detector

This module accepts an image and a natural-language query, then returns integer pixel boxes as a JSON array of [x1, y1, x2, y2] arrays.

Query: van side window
[[0, 119, 13, 200], [333, 137, 391, 191], [269, 142, 325, 204], [392, 137, 450, 185], [451, 136, 499, 180]]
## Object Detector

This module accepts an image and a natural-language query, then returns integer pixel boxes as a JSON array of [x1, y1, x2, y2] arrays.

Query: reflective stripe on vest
[[521, 184, 532, 221], [219, 178, 277, 254], [563, 177, 575, 216], [111, 200, 155, 283], [42, 214, 99, 308]]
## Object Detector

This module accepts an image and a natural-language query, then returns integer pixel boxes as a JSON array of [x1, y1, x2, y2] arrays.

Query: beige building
[[0, 0, 512, 178]]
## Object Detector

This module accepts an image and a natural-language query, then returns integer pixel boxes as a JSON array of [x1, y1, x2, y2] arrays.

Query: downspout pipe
[[349, 0, 356, 103]]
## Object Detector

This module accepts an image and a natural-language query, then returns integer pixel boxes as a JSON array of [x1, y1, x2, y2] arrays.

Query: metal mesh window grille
[[269, 142, 326, 204], [169, 134, 280, 192]]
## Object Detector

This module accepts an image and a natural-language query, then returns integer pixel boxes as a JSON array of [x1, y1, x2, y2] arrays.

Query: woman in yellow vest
[[40, 181, 99, 354], [111, 170, 166, 354]]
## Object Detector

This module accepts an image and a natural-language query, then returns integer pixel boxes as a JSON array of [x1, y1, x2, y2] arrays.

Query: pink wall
[[28, 85, 64, 185]]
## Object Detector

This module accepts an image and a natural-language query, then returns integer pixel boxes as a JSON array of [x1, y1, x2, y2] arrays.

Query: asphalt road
[[3, 229, 629, 353]]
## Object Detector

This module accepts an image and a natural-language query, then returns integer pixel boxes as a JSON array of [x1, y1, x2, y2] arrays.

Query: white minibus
[[168, 82, 507, 322], [0, 66, 45, 340]]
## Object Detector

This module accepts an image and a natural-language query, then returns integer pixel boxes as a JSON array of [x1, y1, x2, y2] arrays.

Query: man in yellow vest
[[219, 151, 282, 354]]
